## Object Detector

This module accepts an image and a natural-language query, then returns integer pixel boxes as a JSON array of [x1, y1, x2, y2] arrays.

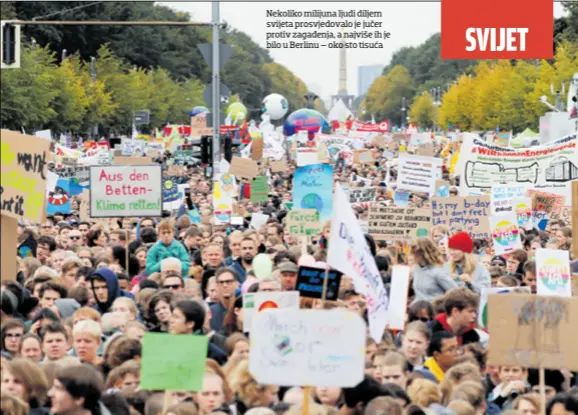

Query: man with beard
[[231, 237, 257, 284]]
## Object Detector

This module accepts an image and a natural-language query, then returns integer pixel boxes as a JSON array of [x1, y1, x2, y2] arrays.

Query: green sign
[[140, 333, 208, 391], [284, 202, 294, 210], [251, 176, 269, 203]]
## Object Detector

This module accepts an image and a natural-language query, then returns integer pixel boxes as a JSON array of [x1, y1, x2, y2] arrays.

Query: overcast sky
[[160, 1, 567, 105]]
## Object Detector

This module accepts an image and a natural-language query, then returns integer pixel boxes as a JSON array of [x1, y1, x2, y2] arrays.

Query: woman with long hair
[[410, 238, 458, 302], [444, 232, 491, 294], [1, 358, 50, 414]]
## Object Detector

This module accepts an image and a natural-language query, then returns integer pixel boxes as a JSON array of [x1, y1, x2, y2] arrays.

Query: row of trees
[[0, 1, 323, 135]]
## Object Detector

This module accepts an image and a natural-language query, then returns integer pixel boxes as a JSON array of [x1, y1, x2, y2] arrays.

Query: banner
[[459, 134, 578, 199]]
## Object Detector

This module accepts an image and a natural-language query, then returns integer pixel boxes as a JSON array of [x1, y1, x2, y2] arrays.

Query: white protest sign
[[386, 266, 411, 330], [349, 187, 377, 205], [397, 153, 442, 195], [490, 184, 530, 215], [327, 183, 388, 343], [536, 248, 572, 297], [296, 148, 318, 166], [89, 165, 162, 217], [243, 291, 300, 333], [249, 308, 366, 387]]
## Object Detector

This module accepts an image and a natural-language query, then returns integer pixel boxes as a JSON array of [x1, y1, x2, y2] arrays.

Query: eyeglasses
[[162, 284, 181, 290], [218, 279, 235, 285]]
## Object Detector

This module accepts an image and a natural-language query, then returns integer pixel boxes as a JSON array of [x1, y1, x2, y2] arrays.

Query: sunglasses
[[162, 284, 181, 290]]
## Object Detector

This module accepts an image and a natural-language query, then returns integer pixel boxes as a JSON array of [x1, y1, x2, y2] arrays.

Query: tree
[[409, 93, 435, 128], [365, 65, 415, 125]]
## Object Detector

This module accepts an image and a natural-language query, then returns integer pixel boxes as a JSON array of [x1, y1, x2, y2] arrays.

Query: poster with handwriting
[[286, 209, 321, 236], [368, 206, 432, 242], [296, 266, 342, 300], [431, 196, 491, 239], [243, 291, 300, 333], [293, 164, 333, 222], [249, 309, 366, 387], [1, 130, 50, 222]]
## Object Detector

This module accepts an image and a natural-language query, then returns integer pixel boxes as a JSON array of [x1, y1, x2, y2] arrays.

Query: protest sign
[[529, 190, 564, 230], [397, 153, 442, 195], [490, 184, 530, 215], [487, 294, 578, 370], [89, 165, 162, 217], [512, 197, 533, 230], [46, 178, 72, 215], [54, 166, 91, 188], [113, 156, 152, 165], [573, 181, 578, 259], [354, 149, 374, 164], [213, 181, 233, 225], [536, 249, 572, 297], [293, 164, 333, 222], [162, 176, 179, 203], [286, 209, 321, 236], [296, 148, 318, 166], [1, 215, 18, 280], [431, 196, 491, 239], [251, 136, 264, 160], [458, 134, 578, 200], [549, 205, 572, 227], [140, 333, 208, 391], [243, 291, 300, 333], [393, 191, 410, 207], [270, 160, 286, 173], [387, 266, 411, 330], [1, 130, 50, 222], [349, 187, 377, 205], [435, 180, 451, 197], [478, 287, 530, 329], [229, 156, 258, 180], [369, 206, 432, 242], [249, 309, 366, 387], [296, 266, 342, 301], [250, 176, 269, 202], [489, 213, 522, 255], [328, 184, 388, 342]]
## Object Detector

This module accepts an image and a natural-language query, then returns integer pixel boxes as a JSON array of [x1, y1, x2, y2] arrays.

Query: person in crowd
[[445, 232, 491, 294]]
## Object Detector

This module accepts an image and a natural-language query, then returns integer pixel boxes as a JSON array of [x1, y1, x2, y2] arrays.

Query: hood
[[91, 268, 120, 313], [55, 298, 81, 319]]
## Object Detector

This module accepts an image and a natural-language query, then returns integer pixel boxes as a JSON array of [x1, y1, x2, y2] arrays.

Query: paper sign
[[89, 165, 162, 218], [296, 148, 318, 166], [431, 196, 491, 239], [1, 130, 50, 222], [489, 213, 522, 255], [286, 209, 321, 236], [435, 180, 451, 197], [487, 294, 578, 370], [113, 156, 152, 166], [349, 188, 377, 205], [368, 206, 432, 241], [252, 137, 264, 160], [243, 291, 300, 333], [416, 142, 434, 157], [292, 164, 334, 222], [386, 266, 411, 330], [270, 160, 286, 173], [250, 212, 269, 230], [536, 248, 572, 297], [573, 181, 578, 259], [249, 309, 366, 387], [0, 215, 18, 280], [140, 333, 208, 391], [296, 266, 342, 301], [397, 153, 442, 195], [250, 176, 269, 202], [354, 149, 374, 164], [229, 157, 258, 180]]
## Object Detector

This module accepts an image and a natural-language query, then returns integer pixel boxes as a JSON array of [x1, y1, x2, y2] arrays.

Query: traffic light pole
[[211, 1, 221, 178]]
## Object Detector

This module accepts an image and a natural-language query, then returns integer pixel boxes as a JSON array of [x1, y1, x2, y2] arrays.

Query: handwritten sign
[[229, 157, 258, 180], [368, 206, 432, 241], [397, 153, 442, 195], [250, 176, 269, 203], [140, 333, 208, 391], [89, 165, 162, 217], [249, 309, 366, 387], [487, 294, 578, 370], [296, 266, 342, 300], [243, 291, 300, 333], [431, 196, 491, 239], [293, 164, 333, 222], [1, 130, 50, 222], [270, 160, 286, 173], [349, 187, 377, 205], [286, 209, 321, 236]]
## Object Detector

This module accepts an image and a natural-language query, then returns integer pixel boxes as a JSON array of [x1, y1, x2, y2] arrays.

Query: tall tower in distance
[[331, 27, 355, 110]]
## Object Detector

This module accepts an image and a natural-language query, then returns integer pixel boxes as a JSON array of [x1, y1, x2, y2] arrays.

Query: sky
[[160, 1, 567, 106]]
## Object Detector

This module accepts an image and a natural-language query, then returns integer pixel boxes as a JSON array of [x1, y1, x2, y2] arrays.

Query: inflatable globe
[[262, 93, 289, 120], [189, 106, 209, 117], [283, 108, 330, 138], [226, 102, 248, 125]]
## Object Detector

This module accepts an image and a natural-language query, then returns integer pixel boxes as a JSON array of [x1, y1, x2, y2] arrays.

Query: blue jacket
[[146, 239, 191, 275], [230, 258, 248, 284], [91, 268, 134, 314]]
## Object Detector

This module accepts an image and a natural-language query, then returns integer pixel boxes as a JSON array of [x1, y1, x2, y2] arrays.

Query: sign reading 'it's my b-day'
[[441, 0, 553, 59], [89, 165, 162, 217]]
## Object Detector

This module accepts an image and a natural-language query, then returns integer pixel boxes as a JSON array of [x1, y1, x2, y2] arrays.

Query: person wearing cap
[[278, 261, 298, 291], [443, 232, 490, 294]]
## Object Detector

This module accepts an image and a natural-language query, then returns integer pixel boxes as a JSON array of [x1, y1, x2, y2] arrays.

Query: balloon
[[262, 93, 289, 120], [298, 255, 316, 267], [226, 102, 248, 126], [189, 106, 209, 117], [283, 108, 330, 138], [253, 254, 273, 280]]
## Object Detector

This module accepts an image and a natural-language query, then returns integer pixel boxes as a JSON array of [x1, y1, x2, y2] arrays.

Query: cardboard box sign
[[296, 266, 342, 301]]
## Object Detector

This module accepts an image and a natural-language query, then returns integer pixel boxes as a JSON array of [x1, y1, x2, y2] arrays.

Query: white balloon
[[262, 93, 289, 120]]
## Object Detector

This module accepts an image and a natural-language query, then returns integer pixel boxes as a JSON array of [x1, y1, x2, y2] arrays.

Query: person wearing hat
[[443, 232, 491, 294], [278, 261, 298, 291]]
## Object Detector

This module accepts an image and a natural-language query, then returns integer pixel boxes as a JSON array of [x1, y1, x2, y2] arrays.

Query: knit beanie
[[448, 232, 474, 254]]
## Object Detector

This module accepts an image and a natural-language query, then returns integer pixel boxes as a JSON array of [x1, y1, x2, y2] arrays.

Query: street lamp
[[401, 97, 406, 129]]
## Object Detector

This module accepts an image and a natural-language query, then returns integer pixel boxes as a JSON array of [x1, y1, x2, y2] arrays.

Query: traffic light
[[200, 135, 212, 165], [224, 134, 233, 163], [1, 21, 21, 69]]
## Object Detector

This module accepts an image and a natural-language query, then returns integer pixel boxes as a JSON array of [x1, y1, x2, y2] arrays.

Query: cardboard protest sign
[[140, 333, 208, 391], [229, 157, 258, 180], [354, 149, 374, 164], [349, 188, 377, 205], [397, 154, 442, 195], [286, 209, 321, 236], [296, 266, 342, 300], [243, 291, 300, 333], [270, 160, 286, 173], [431, 196, 491, 239], [536, 249, 572, 297], [249, 309, 366, 387], [416, 142, 434, 157], [487, 294, 578, 370], [0, 215, 18, 280], [368, 206, 432, 242], [190, 114, 211, 138], [1, 130, 50, 222], [113, 156, 152, 165], [251, 136, 264, 160], [478, 287, 531, 329], [250, 176, 269, 203], [89, 165, 162, 218]]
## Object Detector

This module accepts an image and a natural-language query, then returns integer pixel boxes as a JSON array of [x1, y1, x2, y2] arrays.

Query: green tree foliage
[[409, 93, 435, 127], [365, 65, 415, 125]]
